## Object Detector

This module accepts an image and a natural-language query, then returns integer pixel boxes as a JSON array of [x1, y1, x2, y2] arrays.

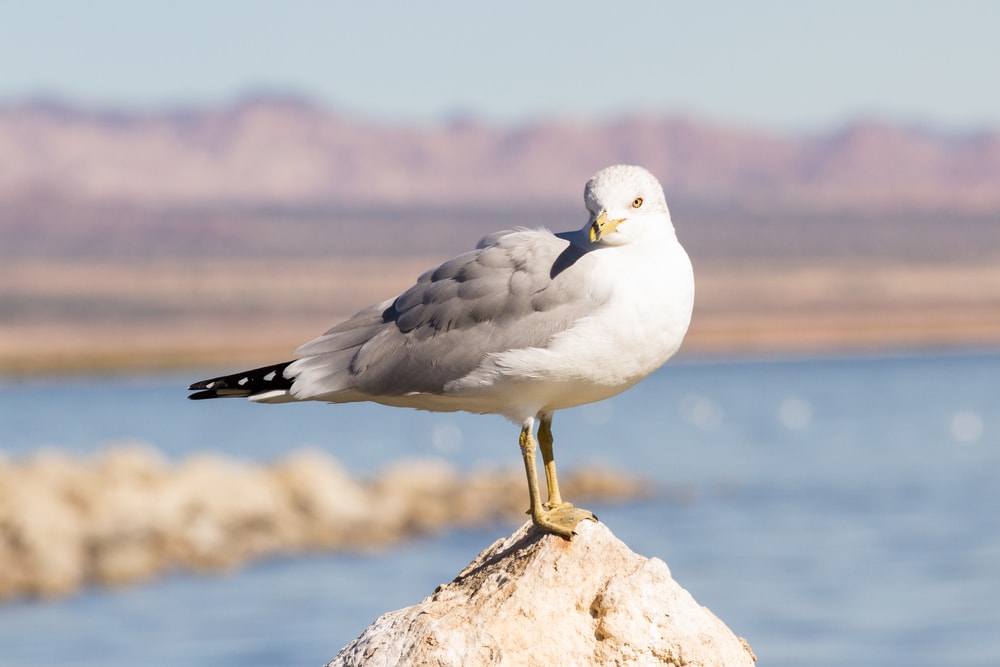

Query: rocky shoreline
[[0, 444, 648, 601]]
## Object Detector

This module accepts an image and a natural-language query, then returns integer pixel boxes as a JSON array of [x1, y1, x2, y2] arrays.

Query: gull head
[[584, 165, 672, 246]]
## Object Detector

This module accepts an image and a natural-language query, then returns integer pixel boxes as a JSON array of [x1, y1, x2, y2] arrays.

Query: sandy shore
[[2, 256, 1000, 375]]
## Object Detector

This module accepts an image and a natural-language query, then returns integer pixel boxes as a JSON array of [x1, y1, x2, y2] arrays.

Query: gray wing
[[288, 229, 601, 399]]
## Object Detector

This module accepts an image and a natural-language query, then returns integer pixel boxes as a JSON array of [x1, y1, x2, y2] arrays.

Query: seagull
[[188, 164, 694, 539]]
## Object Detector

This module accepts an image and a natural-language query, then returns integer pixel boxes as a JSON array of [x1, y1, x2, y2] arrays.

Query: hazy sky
[[2, 0, 998, 131]]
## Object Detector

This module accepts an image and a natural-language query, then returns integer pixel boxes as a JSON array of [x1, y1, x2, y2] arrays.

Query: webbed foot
[[531, 502, 598, 540]]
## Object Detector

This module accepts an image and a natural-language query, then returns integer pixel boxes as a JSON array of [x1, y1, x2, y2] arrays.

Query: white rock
[[329, 520, 756, 666]]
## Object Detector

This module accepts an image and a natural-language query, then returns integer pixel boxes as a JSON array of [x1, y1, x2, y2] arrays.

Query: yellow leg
[[537, 415, 562, 507], [519, 418, 597, 540], [518, 424, 547, 527]]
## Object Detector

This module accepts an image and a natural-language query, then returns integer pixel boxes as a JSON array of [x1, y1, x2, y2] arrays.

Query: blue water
[[1, 351, 999, 667]]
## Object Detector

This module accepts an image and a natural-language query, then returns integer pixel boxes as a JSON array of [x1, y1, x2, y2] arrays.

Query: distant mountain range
[[2, 96, 999, 264], [2, 95, 999, 210]]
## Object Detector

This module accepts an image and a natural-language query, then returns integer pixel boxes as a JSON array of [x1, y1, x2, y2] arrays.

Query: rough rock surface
[[329, 520, 756, 666]]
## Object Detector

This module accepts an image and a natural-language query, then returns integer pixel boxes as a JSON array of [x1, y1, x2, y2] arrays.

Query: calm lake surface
[[1, 350, 998, 667]]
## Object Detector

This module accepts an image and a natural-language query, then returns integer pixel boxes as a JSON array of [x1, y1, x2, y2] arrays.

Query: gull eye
[[631, 197, 643, 209]]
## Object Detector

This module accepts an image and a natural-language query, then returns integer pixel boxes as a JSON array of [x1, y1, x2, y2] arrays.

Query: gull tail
[[188, 361, 296, 403]]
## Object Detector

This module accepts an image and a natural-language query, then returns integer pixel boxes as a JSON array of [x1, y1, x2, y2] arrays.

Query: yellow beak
[[589, 211, 626, 243]]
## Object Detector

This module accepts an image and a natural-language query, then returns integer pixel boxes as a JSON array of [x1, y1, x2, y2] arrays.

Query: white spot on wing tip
[[249, 389, 295, 404], [238, 377, 249, 386], [263, 371, 277, 382]]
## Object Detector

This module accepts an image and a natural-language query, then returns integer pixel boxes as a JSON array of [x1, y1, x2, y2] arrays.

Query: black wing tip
[[186, 361, 295, 401], [187, 387, 255, 400], [188, 389, 220, 400], [186, 377, 230, 396]]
